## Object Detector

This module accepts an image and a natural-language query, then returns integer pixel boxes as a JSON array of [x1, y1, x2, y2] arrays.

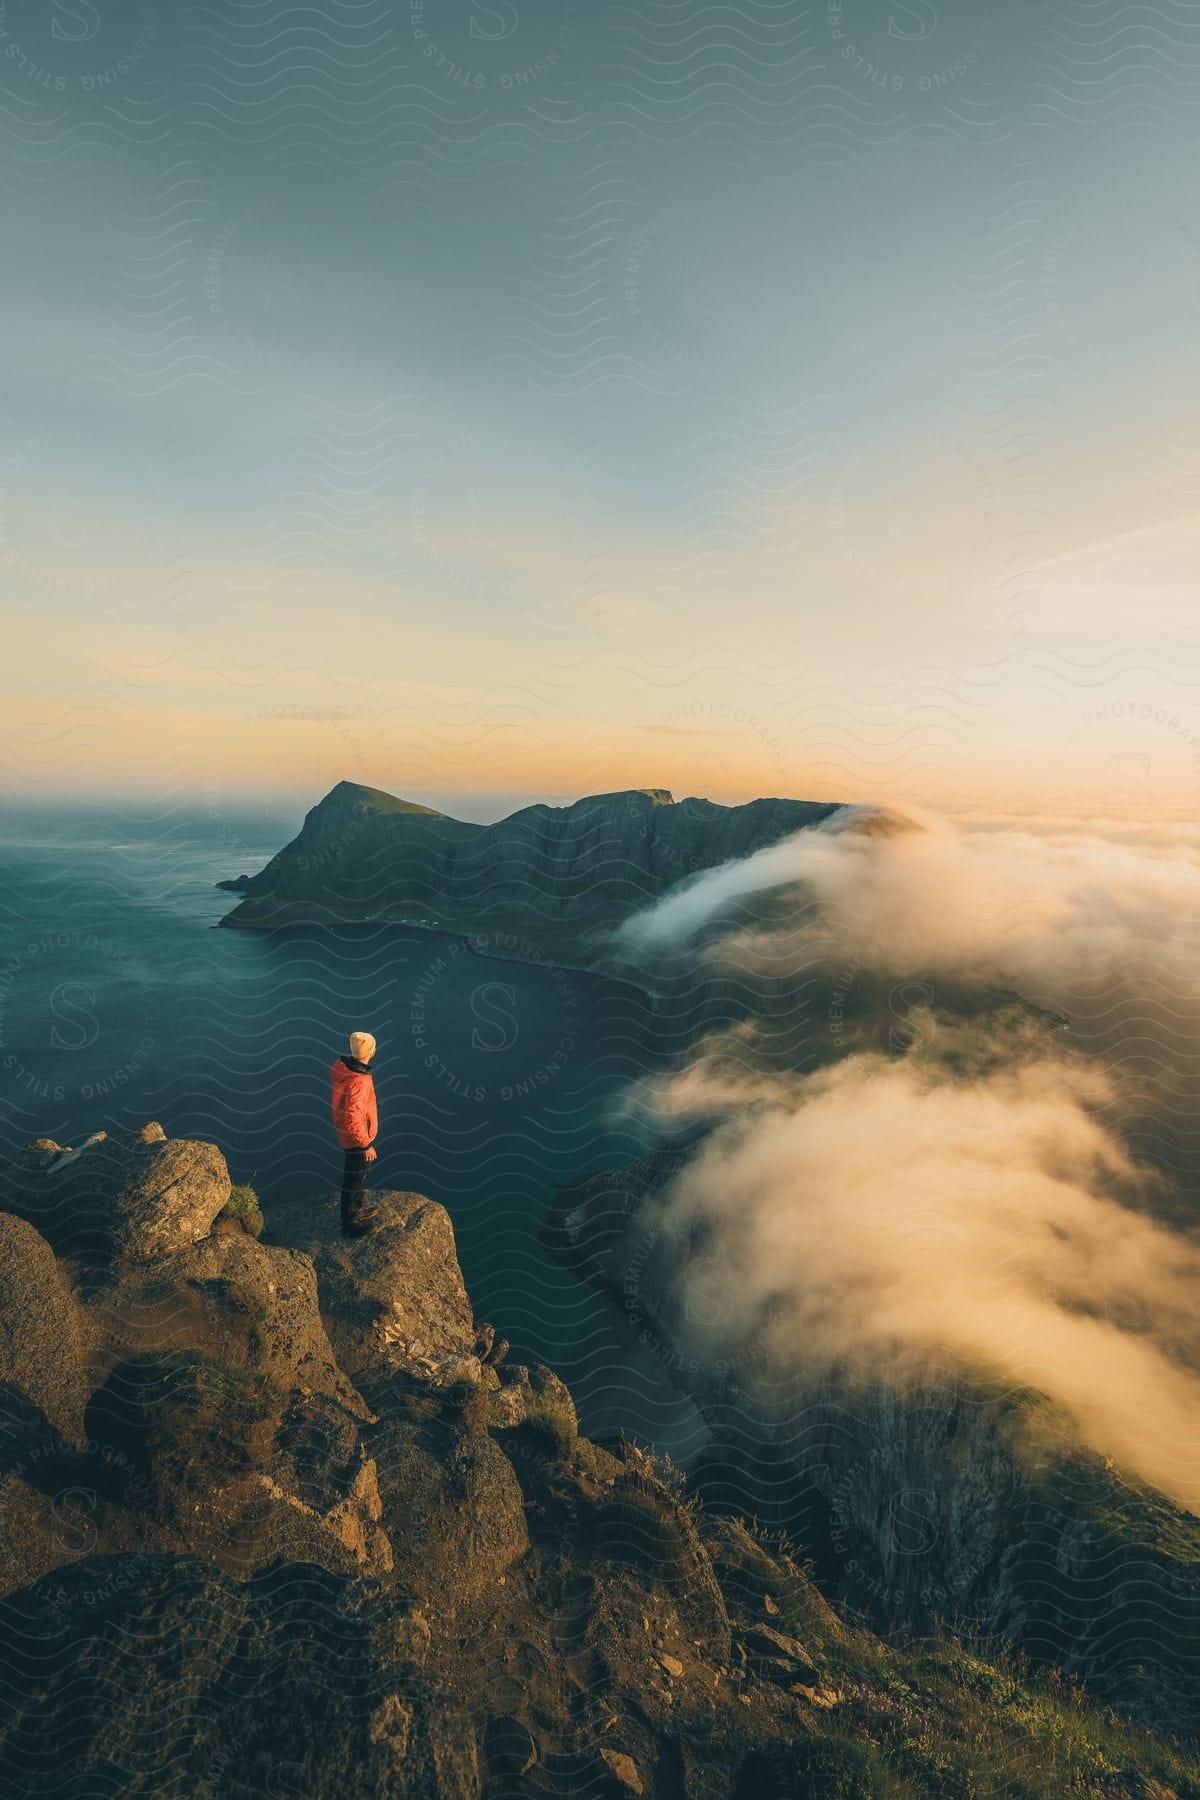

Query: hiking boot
[[341, 1203, 380, 1238]]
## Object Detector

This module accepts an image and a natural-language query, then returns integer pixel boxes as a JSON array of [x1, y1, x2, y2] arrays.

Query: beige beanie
[[349, 1031, 376, 1063]]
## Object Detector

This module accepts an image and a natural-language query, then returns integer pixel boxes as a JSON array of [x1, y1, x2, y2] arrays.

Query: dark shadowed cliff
[[217, 782, 843, 967]]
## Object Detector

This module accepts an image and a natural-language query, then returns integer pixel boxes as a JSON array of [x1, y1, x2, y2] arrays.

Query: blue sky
[[3, 0, 1200, 819]]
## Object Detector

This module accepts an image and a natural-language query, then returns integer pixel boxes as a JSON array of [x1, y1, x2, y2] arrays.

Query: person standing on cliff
[[331, 1030, 379, 1237]]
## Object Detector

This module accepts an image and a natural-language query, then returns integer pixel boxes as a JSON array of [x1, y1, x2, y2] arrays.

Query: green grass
[[1076, 1483, 1200, 1568], [771, 1582, 1200, 1799], [221, 1183, 265, 1239]]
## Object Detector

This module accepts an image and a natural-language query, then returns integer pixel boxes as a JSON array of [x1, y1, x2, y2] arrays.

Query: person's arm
[[367, 1072, 379, 1159], [364, 1076, 378, 1159]]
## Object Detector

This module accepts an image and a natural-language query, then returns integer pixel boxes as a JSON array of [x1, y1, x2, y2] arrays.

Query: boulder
[[0, 1214, 89, 1443], [106, 1135, 230, 1259], [739, 1622, 820, 1686], [600, 1746, 644, 1794], [0, 1127, 230, 1265], [375, 1423, 529, 1599], [488, 1362, 578, 1453]]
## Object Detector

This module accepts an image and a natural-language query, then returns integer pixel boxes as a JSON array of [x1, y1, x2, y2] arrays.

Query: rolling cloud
[[619, 811, 1200, 1509]]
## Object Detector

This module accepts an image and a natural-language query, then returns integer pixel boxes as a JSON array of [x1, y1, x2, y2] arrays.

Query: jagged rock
[[77, 1350, 386, 1585], [0, 1118, 1190, 1791], [254, 1392, 392, 1576], [490, 1372, 532, 1431], [473, 1320, 510, 1371], [87, 1228, 367, 1420], [0, 1554, 466, 1797], [375, 1423, 529, 1599], [600, 1746, 644, 1794], [491, 1363, 578, 1455], [0, 1214, 90, 1443], [0, 1128, 230, 1264], [393, 1606, 431, 1665], [235, 1477, 390, 1580], [740, 1622, 820, 1686], [279, 1189, 475, 1393], [409, 1351, 487, 1392]]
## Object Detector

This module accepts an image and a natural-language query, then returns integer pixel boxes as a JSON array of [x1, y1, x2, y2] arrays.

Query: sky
[[3, 0, 1200, 821]]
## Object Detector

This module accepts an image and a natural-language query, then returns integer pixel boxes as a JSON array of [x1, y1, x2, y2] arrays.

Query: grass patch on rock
[[220, 1184, 265, 1239]]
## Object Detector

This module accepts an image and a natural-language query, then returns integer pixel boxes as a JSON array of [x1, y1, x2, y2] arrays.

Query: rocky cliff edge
[[0, 1123, 846, 1798], [0, 1124, 1193, 1799]]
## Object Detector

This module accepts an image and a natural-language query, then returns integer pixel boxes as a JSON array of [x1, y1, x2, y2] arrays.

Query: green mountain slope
[[217, 780, 843, 966]]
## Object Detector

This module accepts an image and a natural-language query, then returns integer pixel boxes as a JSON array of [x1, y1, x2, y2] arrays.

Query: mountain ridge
[[216, 780, 846, 967]]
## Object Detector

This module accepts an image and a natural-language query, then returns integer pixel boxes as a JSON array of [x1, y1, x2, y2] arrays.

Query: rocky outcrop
[[0, 1121, 1194, 1795], [0, 1124, 230, 1265], [0, 1121, 851, 1795], [0, 1213, 91, 1444], [101, 1227, 367, 1414], [216, 780, 843, 967], [0, 1555, 478, 1797], [278, 1187, 477, 1396]]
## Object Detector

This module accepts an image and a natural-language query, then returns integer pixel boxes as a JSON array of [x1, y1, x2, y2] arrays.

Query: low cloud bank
[[620, 805, 1200, 998], [620, 810, 1200, 1509]]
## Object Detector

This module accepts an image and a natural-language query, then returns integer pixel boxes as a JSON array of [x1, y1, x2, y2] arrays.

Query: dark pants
[[340, 1147, 371, 1221]]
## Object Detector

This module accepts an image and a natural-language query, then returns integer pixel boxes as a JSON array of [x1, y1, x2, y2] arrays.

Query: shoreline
[[214, 909, 660, 1003]]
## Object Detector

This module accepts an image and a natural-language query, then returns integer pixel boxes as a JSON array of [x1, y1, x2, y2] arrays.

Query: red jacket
[[330, 1056, 377, 1149]]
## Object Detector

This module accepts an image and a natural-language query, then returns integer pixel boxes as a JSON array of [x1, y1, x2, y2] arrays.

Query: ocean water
[[0, 800, 702, 1456]]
